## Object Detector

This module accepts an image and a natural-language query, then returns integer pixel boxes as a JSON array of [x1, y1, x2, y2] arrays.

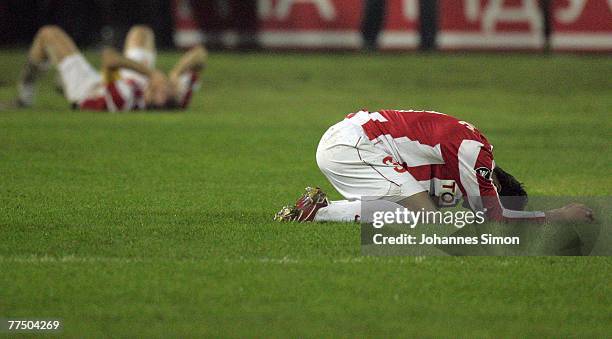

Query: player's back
[[346, 109, 490, 167]]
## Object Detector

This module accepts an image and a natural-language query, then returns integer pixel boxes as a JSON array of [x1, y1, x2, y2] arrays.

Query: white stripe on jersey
[[104, 93, 117, 112], [348, 110, 375, 124], [116, 80, 133, 112], [458, 139, 486, 211], [349, 110, 444, 167], [394, 138, 444, 167]]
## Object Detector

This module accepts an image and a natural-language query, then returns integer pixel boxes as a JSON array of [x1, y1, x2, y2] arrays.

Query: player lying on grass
[[276, 109, 594, 224], [16, 25, 207, 111]]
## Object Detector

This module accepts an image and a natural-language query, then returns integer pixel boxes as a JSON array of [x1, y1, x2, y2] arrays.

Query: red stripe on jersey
[[404, 164, 449, 182], [126, 79, 144, 110], [405, 165, 429, 181], [107, 82, 125, 110], [357, 110, 483, 148], [404, 164, 431, 181], [79, 96, 107, 111], [126, 79, 142, 98]]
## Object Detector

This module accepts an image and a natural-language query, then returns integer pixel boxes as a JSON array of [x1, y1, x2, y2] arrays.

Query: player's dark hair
[[147, 98, 181, 111], [494, 166, 528, 211], [163, 98, 181, 110]]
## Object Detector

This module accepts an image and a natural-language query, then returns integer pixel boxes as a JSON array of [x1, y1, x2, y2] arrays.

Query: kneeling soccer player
[[275, 109, 594, 224], [17, 25, 207, 111]]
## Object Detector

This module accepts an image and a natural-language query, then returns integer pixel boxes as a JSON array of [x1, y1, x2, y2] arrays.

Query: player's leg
[[118, 25, 157, 99], [313, 141, 422, 222], [313, 199, 362, 222], [27, 25, 79, 66], [312, 169, 433, 223], [18, 25, 80, 106], [123, 25, 156, 68], [276, 119, 426, 222]]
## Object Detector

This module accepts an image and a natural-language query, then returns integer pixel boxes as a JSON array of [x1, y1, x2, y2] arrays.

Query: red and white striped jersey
[[79, 78, 145, 112], [78, 71, 200, 112], [347, 109, 545, 223]]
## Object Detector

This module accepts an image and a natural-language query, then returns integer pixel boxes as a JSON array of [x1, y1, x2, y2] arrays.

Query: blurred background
[[0, 0, 610, 52]]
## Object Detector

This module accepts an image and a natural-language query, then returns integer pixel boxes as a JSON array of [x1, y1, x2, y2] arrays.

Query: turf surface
[[0, 50, 611, 337]]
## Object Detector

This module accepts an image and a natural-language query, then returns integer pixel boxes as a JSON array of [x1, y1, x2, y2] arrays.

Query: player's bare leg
[[17, 25, 79, 106], [122, 25, 174, 107], [123, 25, 156, 67]]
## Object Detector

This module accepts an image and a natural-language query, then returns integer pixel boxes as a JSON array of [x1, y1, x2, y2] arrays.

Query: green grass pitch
[[0, 50, 611, 337]]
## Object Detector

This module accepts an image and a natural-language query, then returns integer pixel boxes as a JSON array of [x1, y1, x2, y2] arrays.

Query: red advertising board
[[258, 0, 364, 49], [173, 0, 420, 50], [259, 0, 420, 50], [438, 0, 545, 50], [379, 0, 420, 50], [551, 0, 612, 52]]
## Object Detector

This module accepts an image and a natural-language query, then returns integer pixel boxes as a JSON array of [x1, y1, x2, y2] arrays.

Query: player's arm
[[102, 47, 153, 77], [167, 45, 207, 108], [168, 44, 207, 82], [101, 47, 167, 87], [456, 141, 593, 223], [457, 141, 547, 223], [543, 203, 594, 223], [396, 192, 438, 212]]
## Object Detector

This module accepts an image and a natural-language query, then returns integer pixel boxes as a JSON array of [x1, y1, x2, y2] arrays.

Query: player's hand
[[149, 70, 171, 93], [545, 203, 595, 223], [101, 48, 122, 70], [145, 70, 173, 107], [149, 70, 166, 83], [101, 47, 119, 58]]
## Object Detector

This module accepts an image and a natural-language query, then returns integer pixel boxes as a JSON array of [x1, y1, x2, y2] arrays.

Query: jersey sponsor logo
[[475, 167, 492, 180]]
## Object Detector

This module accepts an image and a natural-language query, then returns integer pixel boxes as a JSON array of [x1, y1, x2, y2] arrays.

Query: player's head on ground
[[146, 98, 181, 111], [493, 166, 528, 210]]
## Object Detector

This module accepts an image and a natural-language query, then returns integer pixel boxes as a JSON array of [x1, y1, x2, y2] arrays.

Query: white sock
[[314, 199, 411, 223], [314, 200, 362, 222], [17, 60, 47, 106], [17, 81, 35, 106]]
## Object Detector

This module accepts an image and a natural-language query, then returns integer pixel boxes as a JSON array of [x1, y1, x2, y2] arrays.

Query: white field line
[[0, 255, 428, 265]]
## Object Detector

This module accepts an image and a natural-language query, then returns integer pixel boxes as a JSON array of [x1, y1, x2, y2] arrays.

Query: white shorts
[[57, 54, 102, 103], [120, 48, 156, 88], [316, 119, 426, 201]]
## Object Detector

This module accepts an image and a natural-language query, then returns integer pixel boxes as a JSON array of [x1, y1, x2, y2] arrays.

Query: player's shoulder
[[413, 112, 491, 147]]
